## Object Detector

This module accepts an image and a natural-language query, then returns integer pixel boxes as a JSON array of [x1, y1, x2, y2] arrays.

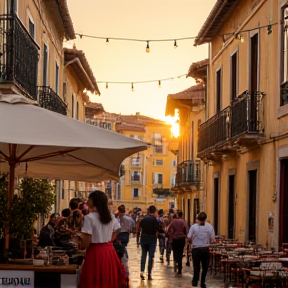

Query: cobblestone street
[[127, 238, 225, 288]]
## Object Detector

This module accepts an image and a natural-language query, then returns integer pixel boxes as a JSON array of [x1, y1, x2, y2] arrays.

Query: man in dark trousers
[[139, 205, 158, 281], [187, 212, 215, 288]]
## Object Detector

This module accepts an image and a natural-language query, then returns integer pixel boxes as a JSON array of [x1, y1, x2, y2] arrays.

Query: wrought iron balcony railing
[[198, 91, 264, 154], [231, 91, 265, 137], [175, 160, 201, 185], [0, 14, 39, 100], [38, 86, 67, 115], [198, 107, 230, 153]]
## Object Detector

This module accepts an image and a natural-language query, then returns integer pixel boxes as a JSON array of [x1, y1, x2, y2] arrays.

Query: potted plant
[[0, 174, 55, 262]]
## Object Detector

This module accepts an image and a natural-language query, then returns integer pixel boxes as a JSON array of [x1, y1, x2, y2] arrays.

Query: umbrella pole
[[4, 161, 16, 251]]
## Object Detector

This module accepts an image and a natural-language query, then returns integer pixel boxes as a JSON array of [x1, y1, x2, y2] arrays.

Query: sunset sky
[[66, 0, 216, 121]]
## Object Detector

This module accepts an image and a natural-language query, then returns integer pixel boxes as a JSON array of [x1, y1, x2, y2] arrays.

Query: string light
[[106, 82, 108, 89], [76, 22, 278, 44], [158, 80, 161, 88], [146, 41, 150, 53], [174, 40, 178, 49], [106, 38, 109, 44], [131, 83, 134, 92]]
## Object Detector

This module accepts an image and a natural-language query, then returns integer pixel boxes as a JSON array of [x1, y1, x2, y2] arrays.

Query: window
[[281, 6, 288, 106], [117, 183, 121, 200], [131, 171, 141, 182], [71, 94, 74, 118], [61, 188, 64, 200], [131, 155, 141, 167], [6, 0, 18, 14], [63, 83, 67, 102], [154, 159, 163, 166], [216, 68, 222, 112], [153, 133, 162, 145], [152, 173, 163, 184], [133, 188, 139, 198], [29, 18, 35, 39], [231, 51, 238, 101], [154, 145, 163, 154], [172, 160, 177, 166], [76, 102, 79, 120], [55, 62, 59, 94], [43, 44, 48, 86]]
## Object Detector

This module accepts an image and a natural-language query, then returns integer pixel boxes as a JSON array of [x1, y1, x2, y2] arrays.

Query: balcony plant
[[0, 174, 55, 262]]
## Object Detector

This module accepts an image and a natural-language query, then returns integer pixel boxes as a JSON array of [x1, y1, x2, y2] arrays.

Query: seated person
[[38, 213, 59, 248]]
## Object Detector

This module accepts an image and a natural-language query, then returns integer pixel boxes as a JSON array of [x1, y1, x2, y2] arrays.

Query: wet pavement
[[126, 238, 226, 288]]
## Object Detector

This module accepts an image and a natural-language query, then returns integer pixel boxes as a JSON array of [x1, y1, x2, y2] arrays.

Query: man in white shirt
[[187, 212, 215, 288]]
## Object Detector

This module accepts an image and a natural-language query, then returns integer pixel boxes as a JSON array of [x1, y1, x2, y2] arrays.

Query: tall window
[[153, 133, 162, 145], [231, 51, 238, 101], [71, 94, 74, 118], [29, 18, 35, 39], [43, 44, 48, 86], [55, 62, 59, 94], [281, 6, 288, 106], [7, 0, 18, 14], [152, 173, 163, 184], [132, 188, 139, 198], [131, 171, 140, 182], [76, 102, 79, 120], [216, 68, 222, 112]]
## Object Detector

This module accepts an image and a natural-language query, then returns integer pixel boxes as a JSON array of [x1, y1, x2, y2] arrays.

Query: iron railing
[[198, 107, 230, 153], [198, 91, 264, 154], [38, 86, 67, 115], [0, 14, 39, 99], [175, 160, 201, 185], [231, 91, 264, 137]]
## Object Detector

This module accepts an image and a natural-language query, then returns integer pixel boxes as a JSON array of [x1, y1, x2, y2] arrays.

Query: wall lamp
[[235, 34, 244, 42]]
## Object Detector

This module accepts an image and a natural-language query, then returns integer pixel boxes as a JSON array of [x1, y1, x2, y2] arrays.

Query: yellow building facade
[[114, 113, 178, 213], [194, 0, 288, 249], [165, 62, 207, 225]]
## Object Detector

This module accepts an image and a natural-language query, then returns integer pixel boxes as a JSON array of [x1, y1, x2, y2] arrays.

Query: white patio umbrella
[[0, 94, 147, 249]]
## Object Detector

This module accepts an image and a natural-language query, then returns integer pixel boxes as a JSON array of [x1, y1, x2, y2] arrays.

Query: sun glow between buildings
[[164, 116, 179, 138]]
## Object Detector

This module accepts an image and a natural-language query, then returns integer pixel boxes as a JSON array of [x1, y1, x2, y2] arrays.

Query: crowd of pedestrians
[[37, 190, 215, 288]]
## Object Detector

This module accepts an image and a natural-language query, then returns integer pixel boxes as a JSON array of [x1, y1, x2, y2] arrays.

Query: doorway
[[228, 175, 235, 239], [279, 159, 288, 246], [248, 170, 257, 242], [214, 177, 219, 235]]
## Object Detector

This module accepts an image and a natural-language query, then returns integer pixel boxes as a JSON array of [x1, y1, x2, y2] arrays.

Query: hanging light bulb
[[146, 41, 150, 53], [80, 34, 83, 39], [106, 82, 108, 89], [158, 80, 161, 88], [131, 83, 134, 92], [106, 38, 109, 45], [174, 40, 178, 49]]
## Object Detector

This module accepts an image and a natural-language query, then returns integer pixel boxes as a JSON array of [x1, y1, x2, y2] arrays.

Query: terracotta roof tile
[[86, 102, 104, 110], [115, 123, 146, 133], [56, 0, 76, 40], [187, 59, 209, 78]]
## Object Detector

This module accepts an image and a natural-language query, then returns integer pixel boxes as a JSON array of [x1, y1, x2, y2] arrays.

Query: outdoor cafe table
[[0, 264, 79, 288]]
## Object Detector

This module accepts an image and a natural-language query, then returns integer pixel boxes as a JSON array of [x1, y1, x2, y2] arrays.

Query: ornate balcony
[[198, 91, 265, 160], [0, 14, 39, 100], [173, 160, 202, 192], [38, 86, 67, 115]]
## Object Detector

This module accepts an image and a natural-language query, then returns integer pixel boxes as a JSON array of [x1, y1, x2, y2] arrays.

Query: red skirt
[[79, 242, 126, 288]]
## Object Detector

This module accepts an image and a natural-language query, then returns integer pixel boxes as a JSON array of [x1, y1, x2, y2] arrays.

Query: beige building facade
[[194, 0, 288, 249], [0, 0, 100, 214]]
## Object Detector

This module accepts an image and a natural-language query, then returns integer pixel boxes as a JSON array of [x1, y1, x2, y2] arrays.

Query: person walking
[[167, 211, 188, 275], [139, 205, 158, 281], [187, 212, 215, 288], [117, 204, 135, 247], [79, 190, 126, 288], [156, 209, 165, 263]]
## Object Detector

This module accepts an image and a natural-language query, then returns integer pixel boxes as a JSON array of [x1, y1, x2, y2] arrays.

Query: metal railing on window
[[175, 160, 201, 185], [231, 91, 264, 137], [38, 86, 67, 115], [198, 107, 230, 153], [0, 14, 39, 100]]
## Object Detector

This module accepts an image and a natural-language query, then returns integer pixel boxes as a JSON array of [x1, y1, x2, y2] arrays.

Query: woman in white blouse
[[79, 190, 125, 288]]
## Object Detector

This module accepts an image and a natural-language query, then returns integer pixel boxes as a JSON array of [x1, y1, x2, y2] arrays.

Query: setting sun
[[163, 115, 179, 138]]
